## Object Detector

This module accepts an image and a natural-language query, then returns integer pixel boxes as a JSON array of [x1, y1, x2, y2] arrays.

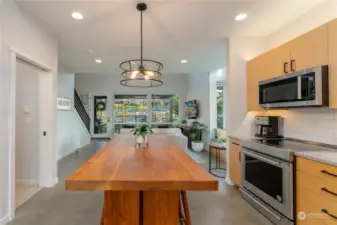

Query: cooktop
[[242, 138, 337, 162]]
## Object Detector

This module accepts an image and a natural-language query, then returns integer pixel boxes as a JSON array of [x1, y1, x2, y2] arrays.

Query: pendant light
[[120, 3, 163, 88]]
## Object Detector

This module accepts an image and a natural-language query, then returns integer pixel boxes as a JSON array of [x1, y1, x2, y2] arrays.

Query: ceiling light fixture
[[72, 12, 83, 20], [95, 59, 102, 63], [235, 13, 248, 21], [120, 3, 163, 88], [181, 60, 188, 64]]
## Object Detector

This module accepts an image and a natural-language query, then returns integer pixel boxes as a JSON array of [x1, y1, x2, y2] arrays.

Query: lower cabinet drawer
[[297, 170, 337, 203], [297, 157, 337, 186], [297, 187, 337, 225]]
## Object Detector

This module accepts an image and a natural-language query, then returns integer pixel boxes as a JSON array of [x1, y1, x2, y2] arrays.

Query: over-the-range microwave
[[259, 65, 329, 109]]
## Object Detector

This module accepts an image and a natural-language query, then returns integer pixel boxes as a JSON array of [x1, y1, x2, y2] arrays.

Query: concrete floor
[[9, 140, 272, 225]]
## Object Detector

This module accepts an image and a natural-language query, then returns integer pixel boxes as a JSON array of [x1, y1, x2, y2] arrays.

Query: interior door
[[90, 94, 113, 138]]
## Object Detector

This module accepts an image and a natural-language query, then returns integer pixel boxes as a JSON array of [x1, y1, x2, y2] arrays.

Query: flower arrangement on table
[[132, 124, 153, 147]]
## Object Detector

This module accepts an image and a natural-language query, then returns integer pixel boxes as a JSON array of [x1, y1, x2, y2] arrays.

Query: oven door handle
[[243, 149, 282, 167]]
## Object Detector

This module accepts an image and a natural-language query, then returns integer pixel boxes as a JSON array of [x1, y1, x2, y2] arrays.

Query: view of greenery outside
[[152, 95, 179, 123], [217, 82, 224, 129], [114, 95, 148, 124]]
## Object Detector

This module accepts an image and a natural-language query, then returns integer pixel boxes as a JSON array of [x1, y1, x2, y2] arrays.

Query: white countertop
[[295, 151, 337, 167]]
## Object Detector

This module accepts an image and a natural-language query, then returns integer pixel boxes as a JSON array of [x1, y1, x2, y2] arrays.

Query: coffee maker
[[254, 116, 283, 138]]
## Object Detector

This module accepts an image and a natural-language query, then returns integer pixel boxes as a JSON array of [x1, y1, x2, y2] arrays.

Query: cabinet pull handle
[[321, 209, 337, 220], [321, 170, 337, 178], [283, 62, 289, 73], [321, 187, 337, 197], [232, 142, 239, 146], [290, 59, 296, 71]]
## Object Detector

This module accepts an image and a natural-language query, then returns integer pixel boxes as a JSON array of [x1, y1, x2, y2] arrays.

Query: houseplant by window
[[189, 121, 208, 152], [133, 124, 152, 146]]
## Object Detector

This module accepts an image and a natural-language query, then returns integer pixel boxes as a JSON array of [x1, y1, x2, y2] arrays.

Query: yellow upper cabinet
[[265, 42, 291, 78], [247, 54, 268, 111], [246, 21, 332, 112], [289, 24, 328, 72], [328, 19, 337, 108]]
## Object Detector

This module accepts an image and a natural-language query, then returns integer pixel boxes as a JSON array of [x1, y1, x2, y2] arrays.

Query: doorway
[[90, 93, 113, 138], [8, 47, 57, 221], [14, 60, 43, 208]]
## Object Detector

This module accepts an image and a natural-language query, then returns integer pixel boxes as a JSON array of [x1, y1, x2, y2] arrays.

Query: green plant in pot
[[189, 121, 208, 152], [133, 124, 152, 145]]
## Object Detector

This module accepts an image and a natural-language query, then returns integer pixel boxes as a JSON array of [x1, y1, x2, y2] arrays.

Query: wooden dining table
[[66, 134, 218, 225]]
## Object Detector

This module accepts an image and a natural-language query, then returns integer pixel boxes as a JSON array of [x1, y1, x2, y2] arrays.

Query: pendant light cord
[[140, 9, 143, 65]]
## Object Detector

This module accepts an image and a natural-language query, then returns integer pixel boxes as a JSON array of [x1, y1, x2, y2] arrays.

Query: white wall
[[226, 37, 266, 135], [186, 73, 211, 148], [75, 73, 189, 123], [267, 0, 337, 50], [15, 61, 39, 183], [57, 69, 91, 160], [0, 0, 58, 223]]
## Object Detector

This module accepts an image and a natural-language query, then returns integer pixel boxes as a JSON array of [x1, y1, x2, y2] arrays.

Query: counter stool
[[179, 191, 191, 225], [209, 145, 226, 178], [101, 191, 191, 225]]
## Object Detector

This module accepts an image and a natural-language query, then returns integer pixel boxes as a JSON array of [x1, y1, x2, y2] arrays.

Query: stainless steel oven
[[241, 147, 294, 225], [259, 65, 328, 108]]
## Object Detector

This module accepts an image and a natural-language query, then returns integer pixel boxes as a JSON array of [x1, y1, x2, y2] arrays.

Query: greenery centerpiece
[[189, 121, 208, 152], [133, 124, 152, 146]]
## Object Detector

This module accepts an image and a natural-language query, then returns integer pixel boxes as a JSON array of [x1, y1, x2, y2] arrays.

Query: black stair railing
[[74, 89, 90, 133]]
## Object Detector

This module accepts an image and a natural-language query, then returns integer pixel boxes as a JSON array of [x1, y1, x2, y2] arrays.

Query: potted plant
[[189, 121, 208, 152], [133, 124, 152, 145]]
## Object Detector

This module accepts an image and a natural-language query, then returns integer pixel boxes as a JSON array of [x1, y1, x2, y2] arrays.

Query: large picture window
[[114, 95, 148, 124], [151, 95, 179, 123]]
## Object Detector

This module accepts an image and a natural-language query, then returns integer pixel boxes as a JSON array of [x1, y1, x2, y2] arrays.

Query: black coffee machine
[[254, 116, 283, 138]]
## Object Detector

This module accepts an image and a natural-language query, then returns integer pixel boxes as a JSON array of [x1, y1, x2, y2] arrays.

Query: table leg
[[143, 191, 179, 225], [209, 146, 211, 172], [103, 191, 140, 225]]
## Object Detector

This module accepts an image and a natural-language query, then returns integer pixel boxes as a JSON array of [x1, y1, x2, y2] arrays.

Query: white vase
[[192, 141, 204, 152], [136, 136, 144, 144]]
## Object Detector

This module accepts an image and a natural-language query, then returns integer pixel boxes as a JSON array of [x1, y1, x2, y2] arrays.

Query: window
[[151, 95, 179, 123], [114, 95, 148, 124], [217, 81, 224, 129]]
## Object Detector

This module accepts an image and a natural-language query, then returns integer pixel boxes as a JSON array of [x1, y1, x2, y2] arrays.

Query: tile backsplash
[[284, 108, 337, 145], [243, 108, 337, 145]]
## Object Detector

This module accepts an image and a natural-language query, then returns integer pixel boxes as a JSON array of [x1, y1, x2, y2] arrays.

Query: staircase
[[74, 89, 90, 133]]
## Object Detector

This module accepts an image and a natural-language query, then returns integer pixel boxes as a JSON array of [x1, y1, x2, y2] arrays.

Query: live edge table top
[[66, 134, 218, 191]]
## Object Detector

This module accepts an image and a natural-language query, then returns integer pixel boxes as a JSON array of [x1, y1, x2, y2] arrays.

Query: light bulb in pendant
[[131, 71, 139, 79], [144, 75, 149, 80], [146, 71, 154, 76]]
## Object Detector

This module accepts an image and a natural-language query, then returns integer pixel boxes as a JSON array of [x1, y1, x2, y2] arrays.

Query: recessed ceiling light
[[95, 59, 102, 63], [181, 60, 188, 64], [235, 13, 248, 21], [72, 12, 83, 20]]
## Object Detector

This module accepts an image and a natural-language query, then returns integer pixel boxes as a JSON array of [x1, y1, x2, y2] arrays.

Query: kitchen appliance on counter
[[259, 65, 329, 108], [240, 139, 333, 225], [254, 116, 283, 139]]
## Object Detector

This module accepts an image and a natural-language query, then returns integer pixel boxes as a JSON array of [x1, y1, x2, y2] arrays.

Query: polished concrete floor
[[9, 140, 272, 225]]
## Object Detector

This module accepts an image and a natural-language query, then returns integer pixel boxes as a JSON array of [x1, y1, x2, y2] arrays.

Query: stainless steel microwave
[[259, 65, 329, 108]]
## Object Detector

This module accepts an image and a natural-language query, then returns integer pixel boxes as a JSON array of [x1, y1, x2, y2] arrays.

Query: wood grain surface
[[66, 134, 218, 191], [143, 191, 179, 225], [103, 191, 140, 225]]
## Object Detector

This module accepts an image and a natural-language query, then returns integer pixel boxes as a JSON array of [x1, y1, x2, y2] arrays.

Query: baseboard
[[225, 177, 236, 186], [0, 214, 10, 225], [16, 178, 38, 186]]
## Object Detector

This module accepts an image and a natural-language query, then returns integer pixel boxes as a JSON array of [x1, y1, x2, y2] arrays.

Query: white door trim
[[8, 46, 57, 221]]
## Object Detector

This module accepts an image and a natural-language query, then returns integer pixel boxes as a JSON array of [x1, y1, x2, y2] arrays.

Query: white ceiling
[[17, 0, 327, 76]]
